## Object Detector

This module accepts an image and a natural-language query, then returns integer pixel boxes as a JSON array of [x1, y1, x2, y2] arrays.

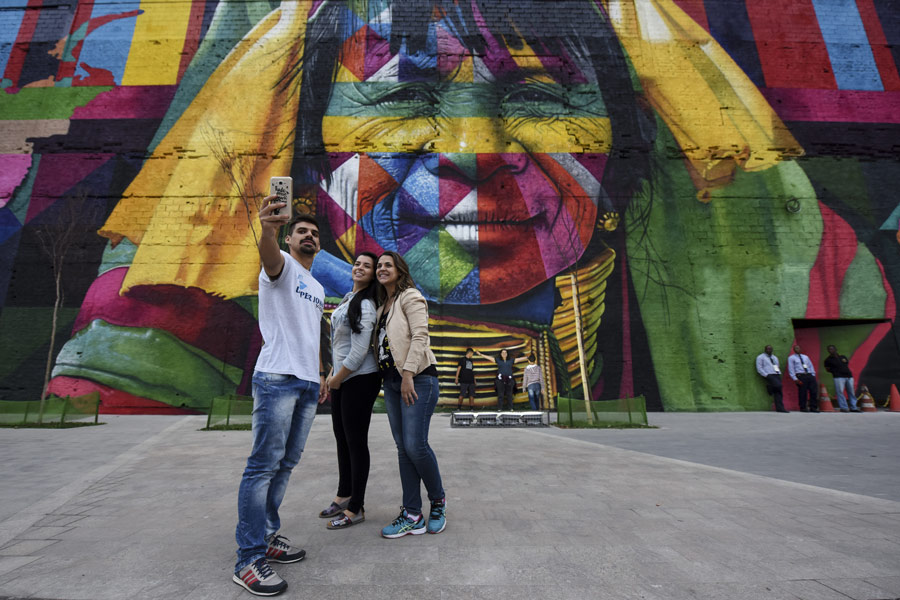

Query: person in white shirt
[[522, 353, 545, 410], [233, 202, 327, 597], [788, 345, 819, 413], [755, 345, 788, 413]]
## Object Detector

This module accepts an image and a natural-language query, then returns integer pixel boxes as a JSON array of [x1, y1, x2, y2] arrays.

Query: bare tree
[[33, 191, 99, 421], [202, 124, 267, 248]]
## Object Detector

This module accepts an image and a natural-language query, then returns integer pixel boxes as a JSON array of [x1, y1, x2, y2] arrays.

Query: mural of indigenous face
[[3, 0, 899, 415], [300, 0, 643, 304]]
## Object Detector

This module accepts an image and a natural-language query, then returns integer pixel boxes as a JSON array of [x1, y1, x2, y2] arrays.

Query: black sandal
[[318, 499, 349, 518], [326, 510, 365, 529]]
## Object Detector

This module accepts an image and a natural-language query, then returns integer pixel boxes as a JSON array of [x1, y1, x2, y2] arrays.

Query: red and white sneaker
[[265, 533, 307, 564], [233, 557, 287, 596]]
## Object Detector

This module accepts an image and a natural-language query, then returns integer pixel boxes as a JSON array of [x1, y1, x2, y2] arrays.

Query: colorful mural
[[2, 0, 899, 413]]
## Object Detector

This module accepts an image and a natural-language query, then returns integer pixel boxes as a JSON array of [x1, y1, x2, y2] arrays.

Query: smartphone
[[269, 176, 293, 219]]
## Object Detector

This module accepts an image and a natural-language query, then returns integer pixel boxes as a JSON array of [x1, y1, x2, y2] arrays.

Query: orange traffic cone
[[818, 383, 835, 412], [858, 385, 876, 412], [890, 384, 900, 412]]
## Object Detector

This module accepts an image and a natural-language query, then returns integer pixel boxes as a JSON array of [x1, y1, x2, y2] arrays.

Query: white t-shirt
[[255, 250, 324, 382]]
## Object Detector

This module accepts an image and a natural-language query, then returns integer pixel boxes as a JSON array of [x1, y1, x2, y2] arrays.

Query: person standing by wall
[[455, 348, 477, 411], [755, 345, 788, 413], [233, 205, 326, 596], [321, 251, 382, 529], [824, 345, 861, 412], [788, 345, 818, 413], [476, 349, 526, 411], [522, 353, 545, 411], [374, 251, 447, 538]]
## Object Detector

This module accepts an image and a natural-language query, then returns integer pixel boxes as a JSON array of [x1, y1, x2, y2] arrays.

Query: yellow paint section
[[508, 39, 556, 84], [121, 0, 193, 85], [322, 116, 612, 154], [335, 64, 362, 83], [337, 227, 356, 261]]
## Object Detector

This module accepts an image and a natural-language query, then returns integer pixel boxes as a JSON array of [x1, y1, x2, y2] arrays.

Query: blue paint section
[[879, 203, 900, 232], [445, 267, 480, 304], [704, 0, 765, 88], [75, 2, 139, 86], [0, 2, 25, 84], [811, 0, 883, 91]]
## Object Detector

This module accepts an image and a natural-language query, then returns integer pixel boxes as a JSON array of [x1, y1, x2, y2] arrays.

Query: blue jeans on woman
[[235, 371, 318, 571], [527, 383, 541, 410], [383, 370, 444, 514]]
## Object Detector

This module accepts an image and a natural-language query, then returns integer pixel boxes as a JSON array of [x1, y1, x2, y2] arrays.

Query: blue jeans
[[527, 383, 541, 410], [833, 377, 858, 410], [383, 371, 444, 514], [235, 372, 318, 571]]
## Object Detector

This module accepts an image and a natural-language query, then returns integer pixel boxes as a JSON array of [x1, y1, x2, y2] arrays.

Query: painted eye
[[501, 85, 569, 117], [372, 85, 439, 114]]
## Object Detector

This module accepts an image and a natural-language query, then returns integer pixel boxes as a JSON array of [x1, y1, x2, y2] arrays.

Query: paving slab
[[0, 412, 898, 600]]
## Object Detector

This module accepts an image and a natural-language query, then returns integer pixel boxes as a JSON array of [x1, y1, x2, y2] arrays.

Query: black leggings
[[496, 376, 514, 410], [331, 371, 381, 514]]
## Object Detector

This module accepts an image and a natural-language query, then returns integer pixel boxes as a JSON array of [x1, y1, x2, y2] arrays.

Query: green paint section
[[232, 295, 258, 318], [840, 243, 887, 318], [52, 320, 243, 409], [444, 153, 477, 180], [813, 324, 877, 391], [628, 120, 822, 411], [99, 239, 137, 275], [402, 229, 441, 300], [0, 87, 111, 120], [325, 83, 607, 118], [437, 227, 475, 299], [7, 154, 39, 224], [801, 157, 873, 227], [0, 307, 79, 383]]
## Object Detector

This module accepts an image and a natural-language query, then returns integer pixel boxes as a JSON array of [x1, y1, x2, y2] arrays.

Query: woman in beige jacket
[[373, 251, 446, 538]]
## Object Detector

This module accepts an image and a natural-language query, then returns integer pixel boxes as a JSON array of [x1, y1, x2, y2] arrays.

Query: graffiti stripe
[[176, 0, 207, 82], [703, 0, 765, 88], [0, 2, 27, 81], [810, 0, 883, 91], [856, 0, 900, 91], [121, 0, 193, 85], [760, 88, 900, 123], [872, 0, 900, 85], [321, 116, 611, 154], [746, 0, 836, 89], [671, 0, 709, 32], [2, 0, 41, 89]]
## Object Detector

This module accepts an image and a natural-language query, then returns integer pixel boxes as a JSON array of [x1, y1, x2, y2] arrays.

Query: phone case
[[269, 176, 293, 219]]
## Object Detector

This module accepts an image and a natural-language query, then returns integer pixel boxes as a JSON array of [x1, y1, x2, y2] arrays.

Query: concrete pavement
[[1, 411, 899, 599]]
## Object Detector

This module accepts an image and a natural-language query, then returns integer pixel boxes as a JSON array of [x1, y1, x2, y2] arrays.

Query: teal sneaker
[[427, 498, 446, 534], [381, 509, 426, 539]]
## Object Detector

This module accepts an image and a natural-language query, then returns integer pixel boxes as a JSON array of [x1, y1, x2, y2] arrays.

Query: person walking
[[755, 345, 788, 413], [232, 205, 326, 597], [374, 251, 447, 538], [787, 345, 818, 412], [320, 252, 382, 529], [522, 353, 545, 411], [455, 348, 477, 411], [824, 345, 861, 412], [475, 348, 526, 410]]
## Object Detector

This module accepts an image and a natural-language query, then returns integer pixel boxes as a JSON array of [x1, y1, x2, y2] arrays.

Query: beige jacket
[[374, 287, 437, 376]]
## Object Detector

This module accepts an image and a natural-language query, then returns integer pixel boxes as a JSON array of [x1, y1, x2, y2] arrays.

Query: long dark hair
[[347, 251, 379, 334]]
